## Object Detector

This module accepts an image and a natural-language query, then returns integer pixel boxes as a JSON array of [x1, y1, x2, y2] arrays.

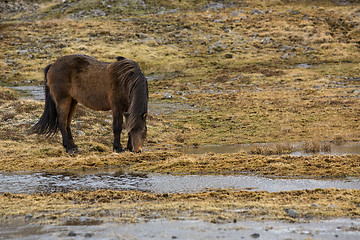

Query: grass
[[1, 188, 360, 224], [1, 1, 359, 146], [0, 0, 359, 225], [0, 0, 359, 163]]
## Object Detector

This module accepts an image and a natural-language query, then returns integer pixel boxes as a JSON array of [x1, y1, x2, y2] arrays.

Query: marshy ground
[[0, 0, 359, 239]]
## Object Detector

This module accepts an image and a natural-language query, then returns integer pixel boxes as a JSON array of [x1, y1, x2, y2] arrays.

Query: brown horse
[[31, 54, 148, 154]]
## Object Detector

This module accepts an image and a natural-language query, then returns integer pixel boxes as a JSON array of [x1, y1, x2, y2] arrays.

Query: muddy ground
[[0, 0, 360, 239]]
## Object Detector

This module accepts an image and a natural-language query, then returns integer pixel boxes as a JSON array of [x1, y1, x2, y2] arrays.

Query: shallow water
[[179, 142, 360, 156], [1, 218, 359, 240], [10, 85, 44, 101], [0, 171, 359, 195]]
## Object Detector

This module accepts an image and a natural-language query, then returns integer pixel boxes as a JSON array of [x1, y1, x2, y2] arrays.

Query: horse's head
[[127, 112, 147, 153], [121, 59, 148, 153]]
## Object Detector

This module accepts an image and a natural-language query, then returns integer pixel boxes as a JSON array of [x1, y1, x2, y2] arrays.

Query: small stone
[[162, 92, 174, 99], [239, 14, 248, 20], [92, 9, 106, 17], [209, 40, 227, 53], [17, 50, 28, 55], [224, 53, 233, 59], [261, 37, 272, 44], [231, 11, 240, 17], [280, 45, 294, 52], [281, 53, 290, 59], [135, 33, 147, 39], [85, 233, 93, 238], [296, 63, 312, 68], [68, 231, 77, 237], [285, 208, 300, 218], [250, 233, 260, 238], [251, 9, 265, 15], [25, 214, 32, 220]]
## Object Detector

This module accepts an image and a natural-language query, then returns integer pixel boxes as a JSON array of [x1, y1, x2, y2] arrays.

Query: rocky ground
[[0, 0, 359, 239]]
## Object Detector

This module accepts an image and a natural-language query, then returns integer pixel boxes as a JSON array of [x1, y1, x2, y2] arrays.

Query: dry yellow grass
[[1, 0, 358, 168], [0, 0, 359, 225], [1, 189, 359, 224]]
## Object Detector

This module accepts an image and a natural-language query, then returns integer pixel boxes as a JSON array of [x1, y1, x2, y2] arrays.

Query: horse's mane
[[112, 58, 148, 132]]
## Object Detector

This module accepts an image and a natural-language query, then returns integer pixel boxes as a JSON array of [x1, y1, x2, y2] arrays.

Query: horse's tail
[[30, 64, 58, 137]]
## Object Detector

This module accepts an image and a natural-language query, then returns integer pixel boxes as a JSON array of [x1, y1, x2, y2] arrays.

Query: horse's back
[[47, 55, 113, 111]]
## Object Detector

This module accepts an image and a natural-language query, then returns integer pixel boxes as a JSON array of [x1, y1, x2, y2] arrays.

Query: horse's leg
[[127, 133, 133, 152], [56, 97, 75, 154], [67, 99, 78, 152], [112, 108, 124, 153]]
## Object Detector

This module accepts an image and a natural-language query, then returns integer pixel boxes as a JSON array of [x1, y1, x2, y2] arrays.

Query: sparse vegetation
[[0, 0, 359, 227]]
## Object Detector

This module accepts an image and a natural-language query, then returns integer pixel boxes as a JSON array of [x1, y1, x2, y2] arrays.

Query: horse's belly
[[72, 88, 111, 111]]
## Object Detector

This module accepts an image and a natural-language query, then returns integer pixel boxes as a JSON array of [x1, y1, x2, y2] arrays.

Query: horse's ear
[[143, 113, 148, 119]]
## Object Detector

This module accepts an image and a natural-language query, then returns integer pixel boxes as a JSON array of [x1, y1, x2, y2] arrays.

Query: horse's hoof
[[66, 149, 75, 155], [72, 146, 79, 153], [66, 147, 79, 155], [113, 147, 124, 153]]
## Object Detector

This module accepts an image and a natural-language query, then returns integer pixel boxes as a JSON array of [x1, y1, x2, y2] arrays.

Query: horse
[[31, 54, 148, 154]]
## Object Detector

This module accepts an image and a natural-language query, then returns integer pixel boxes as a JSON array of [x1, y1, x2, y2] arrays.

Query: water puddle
[[9, 85, 44, 101], [0, 171, 359, 195], [1, 218, 359, 240], [179, 142, 360, 156]]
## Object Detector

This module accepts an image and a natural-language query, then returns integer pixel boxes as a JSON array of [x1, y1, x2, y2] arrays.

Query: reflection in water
[[0, 170, 149, 194], [0, 171, 359, 195]]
